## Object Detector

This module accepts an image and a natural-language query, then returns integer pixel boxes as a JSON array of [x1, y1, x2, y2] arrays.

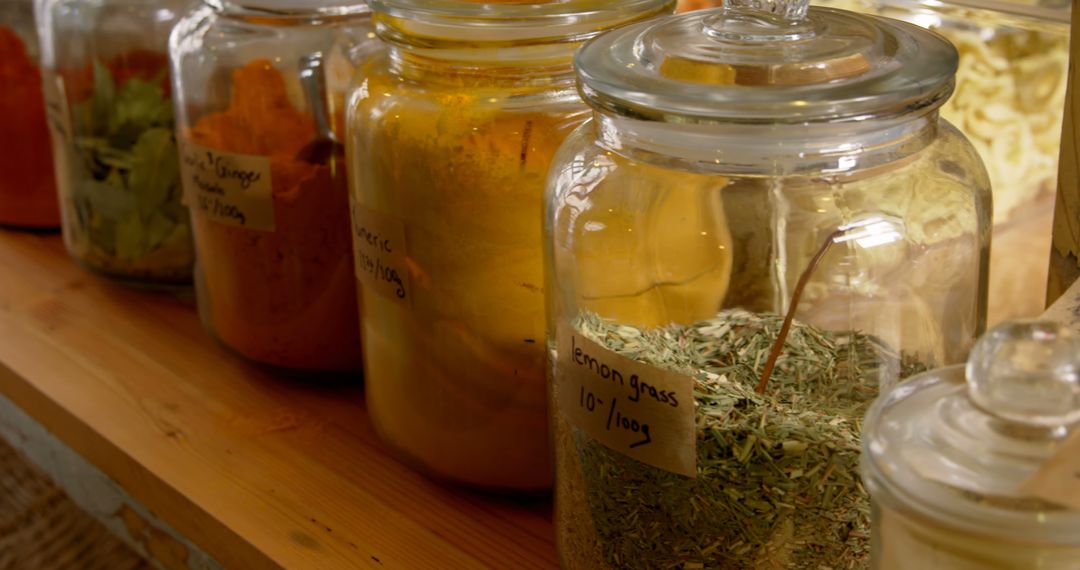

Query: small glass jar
[[546, 1, 990, 567], [811, 0, 1070, 325], [347, 0, 674, 491], [171, 1, 374, 372], [863, 320, 1080, 569], [0, 0, 58, 229], [36, 0, 193, 284]]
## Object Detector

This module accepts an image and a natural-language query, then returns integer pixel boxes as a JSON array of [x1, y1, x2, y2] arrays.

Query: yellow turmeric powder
[[188, 60, 360, 371], [350, 61, 588, 490]]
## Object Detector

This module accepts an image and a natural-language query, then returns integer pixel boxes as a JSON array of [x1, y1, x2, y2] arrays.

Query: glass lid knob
[[724, 0, 808, 20], [704, 0, 815, 43], [966, 321, 1080, 429]]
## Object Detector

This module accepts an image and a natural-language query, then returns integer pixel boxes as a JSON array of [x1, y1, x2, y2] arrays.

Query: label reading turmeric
[[557, 322, 696, 477], [351, 205, 410, 306], [180, 140, 274, 231]]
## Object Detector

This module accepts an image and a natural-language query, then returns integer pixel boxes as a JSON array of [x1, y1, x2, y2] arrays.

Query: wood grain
[[0, 230, 557, 570]]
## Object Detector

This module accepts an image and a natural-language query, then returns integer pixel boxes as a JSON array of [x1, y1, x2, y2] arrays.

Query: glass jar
[[811, 0, 1070, 325], [863, 320, 1080, 569], [36, 0, 193, 284], [0, 0, 58, 229], [171, 1, 374, 372], [346, 0, 675, 491], [546, 1, 990, 567]]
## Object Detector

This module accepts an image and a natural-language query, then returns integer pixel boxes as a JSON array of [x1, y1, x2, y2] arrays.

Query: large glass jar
[[546, 1, 990, 567], [810, 0, 1070, 325], [37, 0, 193, 284], [0, 0, 58, 229], [346, 0, 674, 491], [863, 320, 1080, 569], [171, 1, 374, 372]]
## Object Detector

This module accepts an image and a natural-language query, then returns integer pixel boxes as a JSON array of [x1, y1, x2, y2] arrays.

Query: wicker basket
[[0, 437, 150, 570]]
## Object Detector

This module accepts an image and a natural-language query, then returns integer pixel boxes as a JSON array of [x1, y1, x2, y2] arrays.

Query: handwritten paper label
[[350, 205, 411, 306], [556, 322, 696, 477], [180, 141, 274, 231], [1020, 429, 1080, 510]]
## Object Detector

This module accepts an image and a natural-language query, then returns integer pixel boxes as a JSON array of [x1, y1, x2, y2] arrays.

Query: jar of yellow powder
[[346, 0, 675, 491]]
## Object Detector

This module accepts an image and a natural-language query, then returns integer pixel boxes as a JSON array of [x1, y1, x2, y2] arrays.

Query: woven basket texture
[[0, 437, 151, 570]]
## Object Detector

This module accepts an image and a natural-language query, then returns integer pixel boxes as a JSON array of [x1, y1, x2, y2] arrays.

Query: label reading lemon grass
[[351, 204, 411, 307], [557, 322, 696, 477], [180, 141, 274, 231]]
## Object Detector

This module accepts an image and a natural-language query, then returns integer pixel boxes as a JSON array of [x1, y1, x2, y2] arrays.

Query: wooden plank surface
[[0, 230, 557, 570]]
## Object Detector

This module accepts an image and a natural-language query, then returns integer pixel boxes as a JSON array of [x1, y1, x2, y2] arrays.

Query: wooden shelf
[[0, 230, 557, 569]]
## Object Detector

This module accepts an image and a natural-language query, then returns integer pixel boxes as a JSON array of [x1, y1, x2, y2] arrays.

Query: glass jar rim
[[203, 0, 371, 19], [368, 0, 674, 44], [879, 0, 1070, 24]]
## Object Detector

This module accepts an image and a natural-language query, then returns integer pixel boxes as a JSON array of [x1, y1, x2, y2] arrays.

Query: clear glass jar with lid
[[346, 0, 674, 491], [0, 0, 58, 229], [545, 0, 990, 567], [811, 0, 1070, 325], [36, 0, 194, 284], [863, 320, 1080, 568], [170, 1, 374, 372]]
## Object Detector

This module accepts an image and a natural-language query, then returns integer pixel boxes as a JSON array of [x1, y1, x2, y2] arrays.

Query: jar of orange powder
[[171, 0, 376, 371]]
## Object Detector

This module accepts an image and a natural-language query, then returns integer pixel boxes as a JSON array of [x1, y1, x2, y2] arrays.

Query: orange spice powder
[[0, 27, 59, 228], [189, 60, 360, 371]]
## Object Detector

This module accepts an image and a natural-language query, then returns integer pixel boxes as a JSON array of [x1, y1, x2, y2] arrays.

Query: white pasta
[[815, 0, 1068, 224]]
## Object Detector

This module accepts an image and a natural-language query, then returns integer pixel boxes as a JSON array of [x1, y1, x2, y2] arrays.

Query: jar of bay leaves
[[863, 321, 1080, 569], [346, 0, 675, 491], [545, 0, 990, 567], [0, 0, 58, 229], [171, 1, 376, 371], [37, 0, 193, 284]]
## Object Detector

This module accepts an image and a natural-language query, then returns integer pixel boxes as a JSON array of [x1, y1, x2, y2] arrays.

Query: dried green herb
[[564, 309, 926, 570], [66, 59, 190, 273]]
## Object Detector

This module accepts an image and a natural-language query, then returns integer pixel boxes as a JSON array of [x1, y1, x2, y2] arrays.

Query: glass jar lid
[[575, 0, 957, 124], [369, 0, 675, 44], [863, 321, 1080, 544]]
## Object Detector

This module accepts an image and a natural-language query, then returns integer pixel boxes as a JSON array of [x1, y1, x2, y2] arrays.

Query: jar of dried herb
[[36, 0, 193, 285], [0, 0, 58, 229], [546, 0, 990, 567], [170, 1, 374, 372], [346, 0, 675, 491], [864, 321, 1080, 569]]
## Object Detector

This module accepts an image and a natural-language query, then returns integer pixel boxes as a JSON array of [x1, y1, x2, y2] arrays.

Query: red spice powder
[[0, 27, 59, 228]]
